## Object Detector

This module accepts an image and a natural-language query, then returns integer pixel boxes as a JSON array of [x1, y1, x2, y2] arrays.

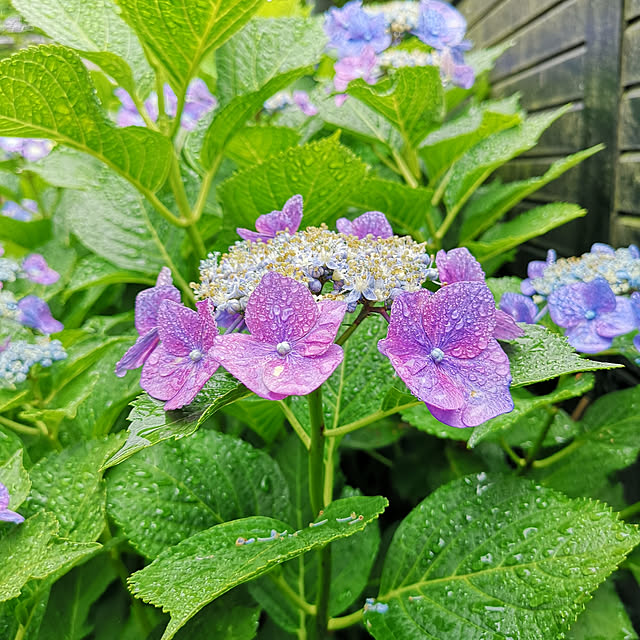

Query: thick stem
[[314, 546, 332, 640], [619, 500, 640, 520], [336, 305, 370, 347], [269, 572, 316, 616], [186, 224, 207, 260], [0, 415, 41, 437], [518, 409, 557, 473], [328, 608, 364, 630], [392, 148, 419, 188], [324, 400, 421, 438], [279, 401, 311, 449], [531, 440, 581, 469]]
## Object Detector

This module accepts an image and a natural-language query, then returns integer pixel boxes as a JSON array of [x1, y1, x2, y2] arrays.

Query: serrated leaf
[[129, 495, 388, 640], [23, 439, 118, 542], [107, 430, 290, 559], [0, 46, 171, 193], [12, 0, 152, 94], [103, 373, 251, 469], [116, 0, 263, 94], [534, 385, 640, 499], [467, 203, 587, 263], [0, 450, 30, 511], [401, 404, 471, 442], [505, 324, 621, 387], [420, 95, 522, 181], [469, 373, 595, 447], [348, 66, 445, 148], [459, 146, 603, 242], [66, 255, 155, 295], [218, 135, 368, 230], [444, 106, 571, 214], [367, 474, 640, 640], [226, 126, 300, 168]]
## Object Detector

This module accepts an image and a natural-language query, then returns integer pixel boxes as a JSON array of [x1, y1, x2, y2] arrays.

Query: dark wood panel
[[622, 22, 640, 86], [468, 0, 564, 48], [491, 0, 587, 81], [456, 0, 504, 29], [626, 0, 640, 20], [493, 47, 585, 110], [615, 153, 640, 212], [612, 215, 640, 246], [620, 87, 640, 149]]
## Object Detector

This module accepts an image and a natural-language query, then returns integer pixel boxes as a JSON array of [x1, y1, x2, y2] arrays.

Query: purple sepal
[[336, 211, 393, 239], [333, 46, 379, 93], [414, 0, 467, 49], [292, 91, 318, 116], [522, 249, 556, 295], [140, 299, 220, 410], [499, 292, 538, 324], [22, 254, 60, 285], [590, 242, 615, 255], [493, 309, 525, 340], [0, 481, 24, 524], [237, 195, 303, 243], [210, 272, 347, 399], [435, 247, 484, 284], [17, 296, 63, 335], [115, 329, 159, 378]]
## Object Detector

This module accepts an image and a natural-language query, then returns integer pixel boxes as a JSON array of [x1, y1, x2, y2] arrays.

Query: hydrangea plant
[[0, 2, 638, 640]]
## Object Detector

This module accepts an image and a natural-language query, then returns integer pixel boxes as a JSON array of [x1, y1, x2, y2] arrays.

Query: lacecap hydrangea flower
[[0, 482, 24, 524]]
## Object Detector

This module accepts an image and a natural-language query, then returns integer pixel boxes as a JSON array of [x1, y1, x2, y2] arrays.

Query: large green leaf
[[226, 126, 301, 168], [467, 203, 587, 263], [505, 325, 621, 387], [107, 430, 290, 559], [116, 0, 263, 93], [66, 255, 155, 295], [218, 135, 368, 230], [0, 46, 171, 193], [468, 373, 595, 447], [459, 146, 603, 242], [129, 495, 388, 640], [401, 404, 471, 442], [12, 0, 152, 94], [0, 450, 30, 511], [534, 385, 640, 499], [103, 374, 251, 469], [443, 106, 571, 215], [366, 474, 640, 640], [347, 66, 445, 148]]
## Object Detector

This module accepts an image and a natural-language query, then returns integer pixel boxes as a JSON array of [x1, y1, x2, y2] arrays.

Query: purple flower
[[548, 278, 635, 353], [0, 137, 53, 161], [414, 0, 467, 50], [1, 199, 38, 222], [324, 1, 391, 57], [337, 211, 393, 239], [17, 296, 63, 335], [378, 282, 513, 428], [0, 482, 24, 524], [499, 292, 538, 324], [292, 90, 318, 117], [590, 242, 615, 255], [141, 299, 220, 410], [439, 45, 474, 89], [22, 254, 59, 285], [333, 46, 379, 93], [210, 272, 347, 399], [631, 292, 640, 352], [182, 79, 218, 131], [521, 249, 556, 295], [237, 195, 303, 243], [115, 268, 181, 377]]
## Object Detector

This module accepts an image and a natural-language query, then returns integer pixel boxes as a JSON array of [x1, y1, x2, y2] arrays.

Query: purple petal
[[493, 309, 525, 340], [336, 218, 354, 235], [155, 267, 173, 287], [209, 334, 287, 401], [115, 329, 160, 377], [333, 46, 379, 92], [157, 299, 218, 355], [324, 1, 391, 57], [22, 254, 59, 285], [0, 509, 25, 524], [236, 228, 273, 243], [499, 292, 538, 324], [292, 91, 318, 116], [238, 195, 303, 242], [295, 300, 347, 357], [134, 279, 181, 336], [414, 0, 467, 49], [596, 296, 636, 338], [590, 243, 615, 255], [548, 278, 616, 329], [0, 482, 8, 510], [436, 248, 485, 284], [17, 296, 63, 334], [565, 321, 612, 354], [245, 272, 319, 344], [337, 211, 393, 239]]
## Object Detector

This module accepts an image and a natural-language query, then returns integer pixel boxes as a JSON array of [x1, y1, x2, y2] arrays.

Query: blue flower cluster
[[500, 243, 640, 355], [0, 339, 66, 386]]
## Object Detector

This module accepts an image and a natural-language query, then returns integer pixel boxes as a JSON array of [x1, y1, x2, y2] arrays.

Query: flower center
[[276, 341, 292, 356], [584, 310, 596, 320], [189, 349, 203, 362], [430, 347, 445, 363]]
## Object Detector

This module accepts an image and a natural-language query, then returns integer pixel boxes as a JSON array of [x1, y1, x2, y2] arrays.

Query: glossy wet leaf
[[129, 495, 388, 640], [348, 66, 445, 148], [0, 46, 171, 193], [505, 325, 621, 387], [226, 126, 301, 168], [366, 474, 640, 640], [107, 430, 290, 559], [66, 255, 155, 295], [103, 374, 251, 469], [218, 135, 368, 230], [0, 450, 30, 511], [469, 373, 595, 447], [401, 404, 471, 442]]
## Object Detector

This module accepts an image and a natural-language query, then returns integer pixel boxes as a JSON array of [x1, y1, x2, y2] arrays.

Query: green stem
[[186, 224, 207, 260], [141, 188, 186, 227], [324, 401, 421, 438], [531, 440, 581, 469], [520, 409, 556, 472], [0, 415, 41, 437], [170, 90, 186, 140], [168, 157, 193, 222], [500, 437, 525, 468], [307, 388, 325, 517], [269, 572, 316, 616], [131, 92, 159, 130], [434, 196, 465, 245], [336, 305, 370, 347], [314, 546, 332, 640], [328, 608, 364, 630], [392, 149, 419, 188], [192, 157, 222, 223], [619, 500, 640, 520], [278, 401, 311, 449]]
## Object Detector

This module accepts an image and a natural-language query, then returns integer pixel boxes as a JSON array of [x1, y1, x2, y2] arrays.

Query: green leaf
[[367, 474, 640, 640], [467, 203, 587, 263], [107, 430, 290, 559], [116, 0, 263, 93], [401, 404, 471, 442], [347, 66, 445, 148], [23, 439, 118, 543], [566, 579, 638, 640], [0, 46, 172, 193], [66, 255, 155, 295], [347, 177, 436, 236], [12, 0, 153, 94], [0, 450, 30, 511], [129, 495, 388, 640], [226, 126, 300, 168], [0, 512, 98, 603], [505, 324, 621, 387], [103, 374, 251, 469], [444, 106, 571, 215], [534, 385, 640, 499], [0, 217, 51, 249], [459, 146, 603, 242], [420, 95, 522, 180], [222, 396, 285, 444], [468, 373, 595, 447], [218, 135, 368, 230]]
